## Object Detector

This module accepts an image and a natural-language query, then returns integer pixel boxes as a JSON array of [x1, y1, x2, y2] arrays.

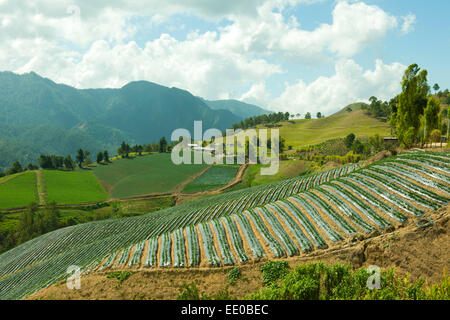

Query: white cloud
[[401, 13, 416, 34], [0, 0, 412, 104], [243, 59, 406, 115]]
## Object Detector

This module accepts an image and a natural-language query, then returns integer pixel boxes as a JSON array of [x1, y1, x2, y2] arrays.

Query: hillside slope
[[0, 150, 448, 300], [201, 98, 270, 119], [0, 72, 240, 169]]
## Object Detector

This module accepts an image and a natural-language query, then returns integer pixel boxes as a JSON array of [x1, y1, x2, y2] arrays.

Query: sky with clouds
[[1, 0, 449, 116]]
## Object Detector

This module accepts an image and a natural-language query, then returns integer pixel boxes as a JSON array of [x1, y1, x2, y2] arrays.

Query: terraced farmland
[[0, 172, 38, 210], [0, 151, 448, 300]]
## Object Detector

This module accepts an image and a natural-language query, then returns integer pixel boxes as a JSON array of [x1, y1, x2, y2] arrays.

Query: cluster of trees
[[0, 202, 60, 253], [0, 161, 38, 178], [117, 137, 169, 158], [38, 154, 76, 170], [232, 112, 291, 130], [389, 64, 449, 148], [362, 96, 394, 120]]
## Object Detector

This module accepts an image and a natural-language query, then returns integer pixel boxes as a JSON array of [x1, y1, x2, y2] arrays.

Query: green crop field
[[43, 170, 108, 204], [182, 165, 240, 193], [0, 172, 38, 210], [92, 153, 209, 198]]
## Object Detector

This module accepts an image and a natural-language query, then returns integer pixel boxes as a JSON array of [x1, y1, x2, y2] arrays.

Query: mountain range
[[0, 71, 269, 170]]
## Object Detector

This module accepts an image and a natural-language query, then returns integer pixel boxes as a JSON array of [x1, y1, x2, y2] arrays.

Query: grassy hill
[[0, 150, 447, 300], [92, 153, 209, 198], [270, 104, 391, 150], [0, 172, 38, 210], [214, 103, 390, 152]]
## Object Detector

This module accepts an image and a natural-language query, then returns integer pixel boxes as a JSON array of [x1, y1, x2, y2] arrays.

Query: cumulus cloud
[[243, 59, 406, 115], [0, 0, 413, 103], [401, 13, 416, 34]]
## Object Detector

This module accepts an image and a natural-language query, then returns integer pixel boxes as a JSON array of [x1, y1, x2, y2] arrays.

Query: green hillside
[[43, 170, 108, 205], [0, 172, 38, 210], [269, 106, 391, 150], [0, 72, 241, 170], [92, 153, 209, 198]]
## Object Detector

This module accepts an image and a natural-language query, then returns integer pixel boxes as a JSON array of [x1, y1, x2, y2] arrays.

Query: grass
[[43, 170, 108, 204], [239, 159, 312, 188], [215, 105, 390, 152], [182, 165, 239, 193], [92, 153, 209, 198], [0, 172, 38, 210]]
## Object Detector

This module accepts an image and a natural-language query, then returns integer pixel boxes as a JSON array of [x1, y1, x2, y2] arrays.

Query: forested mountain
[[0, 72, 249, 169], [201, 98, 270, 119]]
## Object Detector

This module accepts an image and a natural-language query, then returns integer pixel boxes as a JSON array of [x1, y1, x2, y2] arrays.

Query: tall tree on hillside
[[423, 96, 441, 140], [305, 112, 311, 119], [316, 112, 322, 119], [96, 152, 104, 164], [76, 148, 85, 168], [7, 161, 23, 175], [395, 64, 430, 147], [103, 150, 109, 162], [433, 83, 440, 94], [344, 133, 356, 149], [159, 137, 168, 153]]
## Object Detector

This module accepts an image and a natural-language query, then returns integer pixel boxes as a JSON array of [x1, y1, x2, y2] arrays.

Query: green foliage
[[227, 266, 242, 285], [305, 112, 312, 119], [261, 260, 290, 287], [106, 271, 134, 284], [231, 112, 290, 130], [424, 96, 441, 138], [248, 262, 450, 300], [7, 161, 23, 175], [177, 282, 210, 300], [396, 64, 430, 146], [344, 133, 355, 149]]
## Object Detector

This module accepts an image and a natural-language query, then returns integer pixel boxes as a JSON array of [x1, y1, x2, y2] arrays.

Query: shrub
[[228, 266, 242, 285], [261, 261, 290, 287]]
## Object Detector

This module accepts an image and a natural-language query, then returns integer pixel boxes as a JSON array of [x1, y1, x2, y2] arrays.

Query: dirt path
[[36, 170, 46, 205]]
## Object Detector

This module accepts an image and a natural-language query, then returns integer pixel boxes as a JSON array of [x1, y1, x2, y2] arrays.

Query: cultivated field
[[182, 165, 240, 193], [0, 172, 38, 210], [43, 170, 108, 204], [92, 153, 209, 198], [0, 151, 448, 300]]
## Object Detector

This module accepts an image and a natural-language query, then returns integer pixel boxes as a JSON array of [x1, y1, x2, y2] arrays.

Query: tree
[[103, 150, 109, 162], [430, 129, 441, 143], [344, 133, 355, 149], [316, 112, 322, 119], [423, 96, 441, 140], [97, 152, 104, 164], [7, 161, 23, 175], [305, 112, 311, 119], [433, 83, 440, 94], [76, 149, 85, 168], [64, 155, 75, 170], [369, 134, 384, 153], [395, 64, 429, 147], [351, 140, 364, 154], [346, 107, 352, 113], [159, 137, 168, 153]]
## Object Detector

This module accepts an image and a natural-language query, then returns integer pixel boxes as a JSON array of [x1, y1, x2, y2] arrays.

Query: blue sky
[[0, 0, 448, 115]]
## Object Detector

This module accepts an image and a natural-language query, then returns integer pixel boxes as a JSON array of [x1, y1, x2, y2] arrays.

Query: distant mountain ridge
[[0, 72, 266, 169], [200, 98, 271, 119]]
